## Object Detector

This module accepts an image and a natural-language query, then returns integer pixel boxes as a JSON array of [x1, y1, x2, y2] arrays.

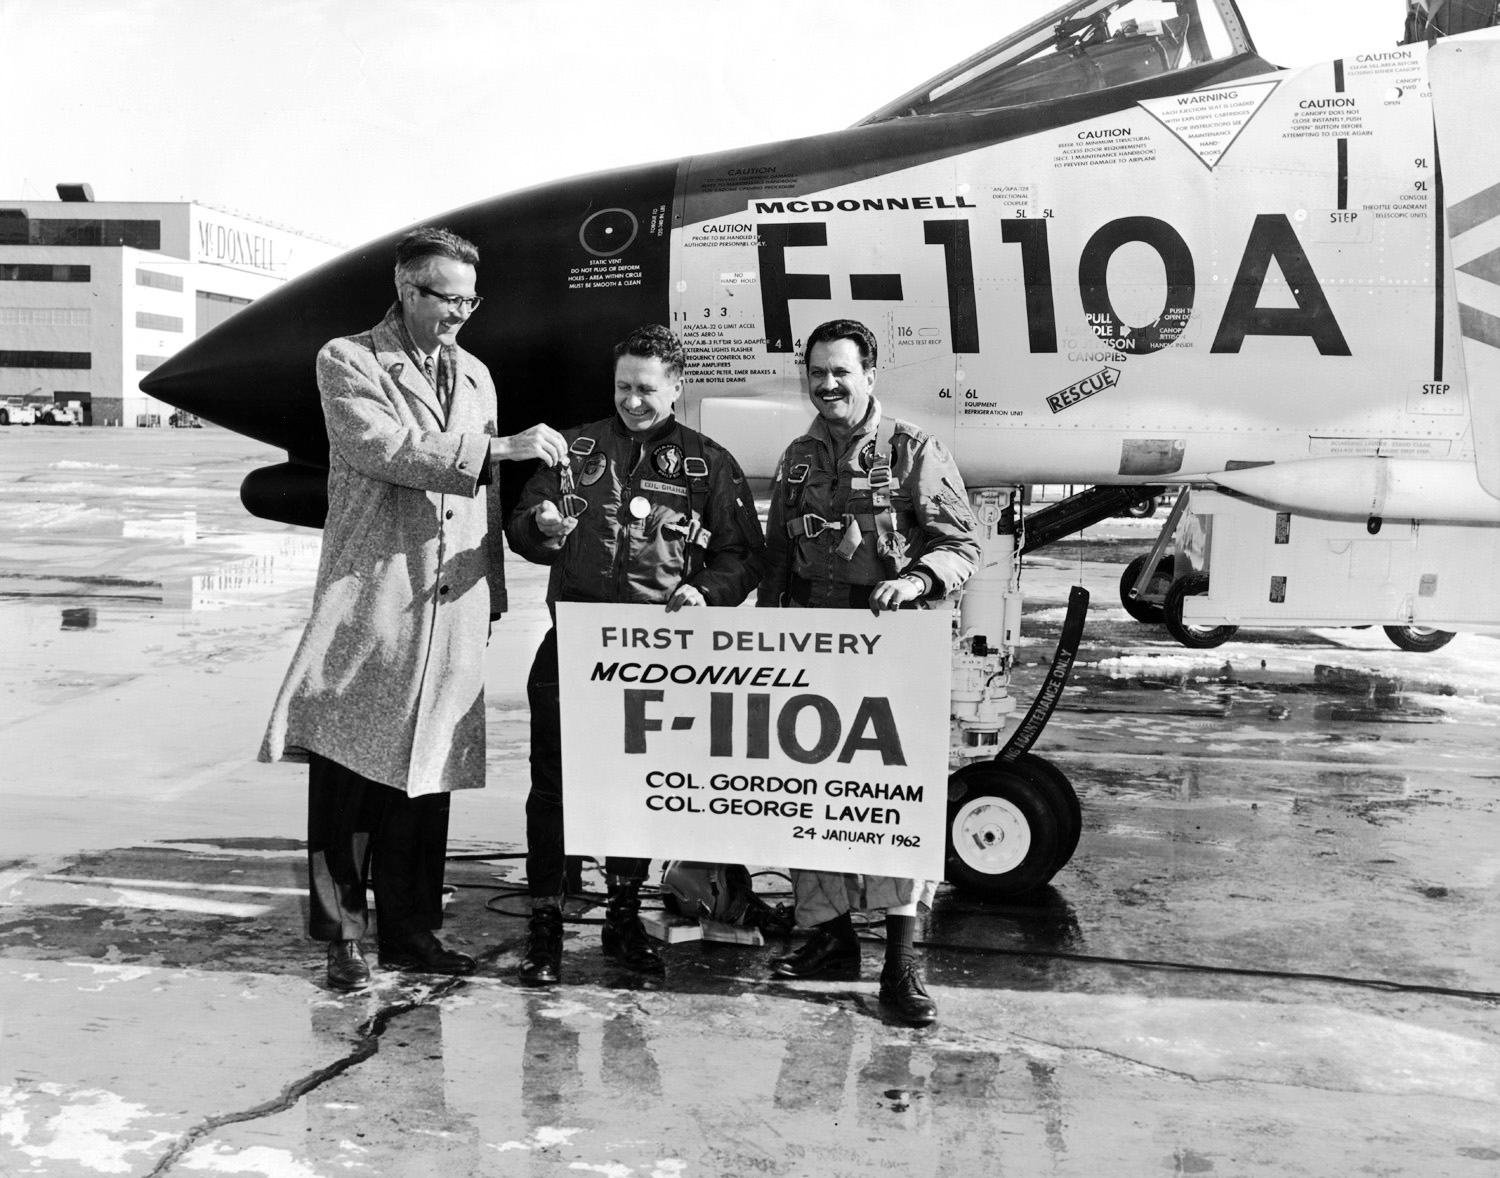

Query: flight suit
[[758, 396, 979, 924], [507, 414, 765, 899]]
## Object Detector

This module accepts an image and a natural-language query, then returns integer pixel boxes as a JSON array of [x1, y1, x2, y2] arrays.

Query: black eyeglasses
[[411, 284, 483, 313]]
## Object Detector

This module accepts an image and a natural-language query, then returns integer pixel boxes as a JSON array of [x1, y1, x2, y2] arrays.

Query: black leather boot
[[601, 880, 664, 974], [518, 905, 564, 985]]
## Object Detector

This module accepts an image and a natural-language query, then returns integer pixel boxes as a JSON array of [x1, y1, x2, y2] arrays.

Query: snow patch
[[180, 1142, 332, 1175]]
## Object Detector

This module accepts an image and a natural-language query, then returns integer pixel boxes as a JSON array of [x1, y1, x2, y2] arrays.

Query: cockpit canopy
[[858, 0, 1255, 123]]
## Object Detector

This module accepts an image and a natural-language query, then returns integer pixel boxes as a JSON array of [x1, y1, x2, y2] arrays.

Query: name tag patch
[[638, 479, 687, 498]]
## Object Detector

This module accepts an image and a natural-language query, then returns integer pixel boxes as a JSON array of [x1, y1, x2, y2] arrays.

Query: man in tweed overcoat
[[261, 227, 566, 991]]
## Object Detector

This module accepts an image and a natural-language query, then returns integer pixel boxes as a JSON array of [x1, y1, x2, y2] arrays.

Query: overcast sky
[[1, 0, 1409, 247]]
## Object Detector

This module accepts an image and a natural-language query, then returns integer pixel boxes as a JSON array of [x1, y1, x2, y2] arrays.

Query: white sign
[[557, 601, 952, 879]]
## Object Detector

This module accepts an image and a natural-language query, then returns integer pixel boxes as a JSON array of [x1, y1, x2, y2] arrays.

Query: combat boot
[[518, 905, 564, 985], [600, 880, 665, 974]]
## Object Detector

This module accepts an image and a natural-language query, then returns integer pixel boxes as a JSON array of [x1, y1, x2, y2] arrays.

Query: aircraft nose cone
[[138, 338, 226, 416]]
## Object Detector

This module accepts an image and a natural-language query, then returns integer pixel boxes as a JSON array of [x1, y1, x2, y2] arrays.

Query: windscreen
[[859, 0, 1253, 123]]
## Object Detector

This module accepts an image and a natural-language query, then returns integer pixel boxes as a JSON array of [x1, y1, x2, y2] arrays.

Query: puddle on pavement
[[1064, 660, 1458, 728], [160, 541, 320, 610], [1076, 761, 1411, 804], [0, 529, 320, 614]]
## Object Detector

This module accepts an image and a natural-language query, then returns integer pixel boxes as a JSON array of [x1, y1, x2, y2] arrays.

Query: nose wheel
[[945, 754, 1080, 898]]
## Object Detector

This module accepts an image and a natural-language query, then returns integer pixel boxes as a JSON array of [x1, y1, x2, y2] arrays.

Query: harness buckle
[[791, 513, 844, 539]]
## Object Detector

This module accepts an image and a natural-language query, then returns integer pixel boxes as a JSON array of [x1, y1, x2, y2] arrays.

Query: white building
[[0, 185, 343, 426]]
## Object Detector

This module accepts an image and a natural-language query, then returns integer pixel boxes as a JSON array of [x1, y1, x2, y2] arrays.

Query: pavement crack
[[144, 977, 466, 1175]]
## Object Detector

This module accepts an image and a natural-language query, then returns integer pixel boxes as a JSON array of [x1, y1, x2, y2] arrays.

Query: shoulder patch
[[653, 443, 684, 478]]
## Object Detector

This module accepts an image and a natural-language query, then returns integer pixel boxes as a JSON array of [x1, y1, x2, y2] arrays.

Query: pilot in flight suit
[[758, 317, 979, 1026], [505, 323, 765, 984]]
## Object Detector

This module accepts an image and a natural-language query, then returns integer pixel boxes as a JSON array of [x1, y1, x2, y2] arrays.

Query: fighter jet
[[141, 0, 1500, 896]]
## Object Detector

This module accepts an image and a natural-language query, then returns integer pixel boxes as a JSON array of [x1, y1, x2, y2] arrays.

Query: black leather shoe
[[878, 965, 938, 1026], [600, 881, 665, 975], [770, 928, 861, 980], [326, 940, 370, 992], [518, 907, 563, 985], [378, 930, 477, 976]]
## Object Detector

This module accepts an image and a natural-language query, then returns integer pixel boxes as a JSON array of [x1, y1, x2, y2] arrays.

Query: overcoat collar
[[368, 304, 480, 427]]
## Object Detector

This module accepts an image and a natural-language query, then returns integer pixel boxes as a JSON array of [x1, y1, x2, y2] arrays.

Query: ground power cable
[[448, 855, 1500, 1003]]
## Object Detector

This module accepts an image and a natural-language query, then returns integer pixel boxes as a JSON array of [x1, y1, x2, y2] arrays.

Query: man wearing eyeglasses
[[261, 227, 568, 992], [505, 324, 766, 984]]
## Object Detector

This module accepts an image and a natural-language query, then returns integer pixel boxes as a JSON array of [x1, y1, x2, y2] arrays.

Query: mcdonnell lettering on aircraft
[[752, 196, 977, 214], [1047, 367, 1120, 414]]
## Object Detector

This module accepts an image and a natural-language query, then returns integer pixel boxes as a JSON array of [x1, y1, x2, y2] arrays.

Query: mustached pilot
[[758, 317, 979, 1026]]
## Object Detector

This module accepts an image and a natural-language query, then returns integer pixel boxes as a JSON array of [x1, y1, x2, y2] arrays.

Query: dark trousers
[[526, 628, 649, 900], [789, 574, 875, 610], [307, 752, 451, 942]]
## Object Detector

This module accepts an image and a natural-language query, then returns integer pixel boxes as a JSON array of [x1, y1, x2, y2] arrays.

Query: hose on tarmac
[[447, 856, 1500, 1004]]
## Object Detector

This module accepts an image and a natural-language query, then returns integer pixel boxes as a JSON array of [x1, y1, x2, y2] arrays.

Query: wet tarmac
[[2, 429, 1497, 1176]]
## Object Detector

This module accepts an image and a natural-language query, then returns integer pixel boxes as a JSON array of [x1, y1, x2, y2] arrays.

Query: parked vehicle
[[35, 405, 77, 426], [0, 401, 37, 426]]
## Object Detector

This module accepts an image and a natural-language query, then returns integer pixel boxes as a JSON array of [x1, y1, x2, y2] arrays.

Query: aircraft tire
[[1124, 495, 1158, 518], [945, 761, 1063, 898], [1006, 751, 1081, 873], [1163, 573, 1238, 648], [1118, 554, 1174, 624], [1383, 624, 1455, 652]]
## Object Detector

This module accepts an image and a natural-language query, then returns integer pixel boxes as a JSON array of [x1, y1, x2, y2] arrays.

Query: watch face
[[653, 444, 684, 478], [579, 453, 607, 486]]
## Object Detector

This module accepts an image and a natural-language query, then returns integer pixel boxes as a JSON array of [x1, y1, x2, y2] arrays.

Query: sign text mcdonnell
[[196, 220, 277, 273]]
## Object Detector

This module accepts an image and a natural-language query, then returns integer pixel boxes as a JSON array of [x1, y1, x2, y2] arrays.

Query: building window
[[0, 307, 90, 326], [0, 264, 91, 282], [136, 354, 167, 372], [0, 218, 161, 250], [0, 351, 91, 369], [136, 311, 183, 332], [196, 289, 253, 335], [136, 268, 183, 292]]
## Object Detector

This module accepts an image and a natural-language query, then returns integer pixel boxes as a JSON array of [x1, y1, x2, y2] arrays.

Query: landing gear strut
[[946, 489, 1085, 898]]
